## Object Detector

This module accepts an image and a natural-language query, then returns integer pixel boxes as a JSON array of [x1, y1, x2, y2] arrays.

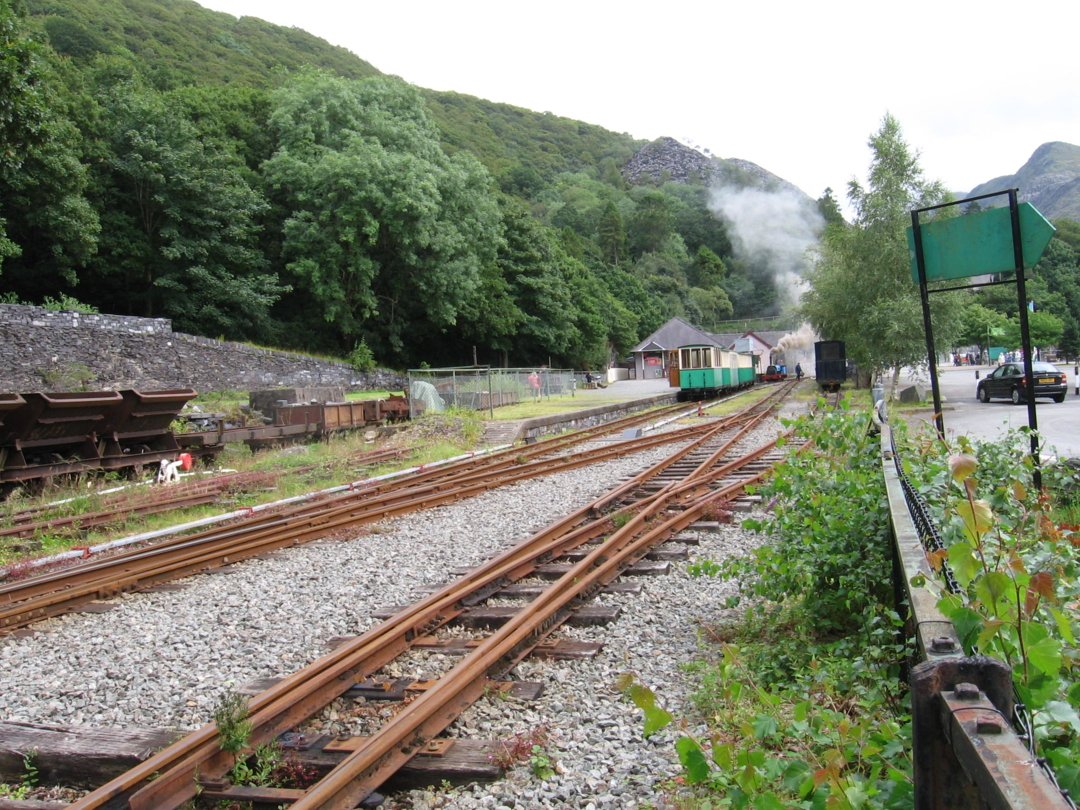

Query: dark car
[[976, 361, 1067, 404]]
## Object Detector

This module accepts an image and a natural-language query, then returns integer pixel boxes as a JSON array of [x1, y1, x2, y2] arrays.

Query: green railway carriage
[[676, 344, 755, 401], [736, 352, 755, 386]]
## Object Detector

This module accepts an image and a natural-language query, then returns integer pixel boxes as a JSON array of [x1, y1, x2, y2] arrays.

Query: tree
[[263, 71, 503, 363], [629, 190, 673, 258], [957, 300, 1010, 355], [686, 286, 734, 330], [688, 245, 727, 288], [816, 187, 845, 227], [0, 3, 98, 282], [87, 81, 282, 338], [1000, 310, 1064, 355], [801, 114, 961, 385], [596, 201, 627, 266]]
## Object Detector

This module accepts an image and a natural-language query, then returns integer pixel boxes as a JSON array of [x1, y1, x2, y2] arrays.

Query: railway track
[[0, 447, 409, 544], [0, 393, 787, 634], [52, 383, 798, 809]]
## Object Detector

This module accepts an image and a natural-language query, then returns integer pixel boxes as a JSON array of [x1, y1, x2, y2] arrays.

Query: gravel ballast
[[0, 414, 785, 807]]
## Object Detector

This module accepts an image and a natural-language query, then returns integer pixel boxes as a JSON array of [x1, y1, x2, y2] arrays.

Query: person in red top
[[528, 371, 541, 400]]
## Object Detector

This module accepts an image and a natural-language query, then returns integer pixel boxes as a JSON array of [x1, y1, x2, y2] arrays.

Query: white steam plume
[[708, 185, 824, 308], [774, 322, 821, 374], [776, 322, 818, 352]]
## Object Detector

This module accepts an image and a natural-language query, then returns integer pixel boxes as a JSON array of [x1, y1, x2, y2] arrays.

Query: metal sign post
[[906, 191, 1055, 489], [1008, 190, 1041, 488], [909, 212, 945, 440]]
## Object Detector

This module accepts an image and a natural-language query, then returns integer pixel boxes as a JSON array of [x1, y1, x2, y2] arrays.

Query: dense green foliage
[[0, 0, 787, 370], [622, 405, 914, 807], [903, 431, 1079, 798]]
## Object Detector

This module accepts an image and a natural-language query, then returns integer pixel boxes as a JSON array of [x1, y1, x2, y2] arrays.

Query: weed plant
[[621, 401, 914, 808], [900, 426, 1079, 799], [0, 751, 37, 800]]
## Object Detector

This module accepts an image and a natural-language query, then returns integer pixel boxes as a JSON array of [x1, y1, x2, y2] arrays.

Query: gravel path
[[0, 414, 785, 808]]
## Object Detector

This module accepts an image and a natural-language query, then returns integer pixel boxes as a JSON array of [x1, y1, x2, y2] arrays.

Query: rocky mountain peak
[[622, 137, 810, 201], [621, 137, 714, 184]]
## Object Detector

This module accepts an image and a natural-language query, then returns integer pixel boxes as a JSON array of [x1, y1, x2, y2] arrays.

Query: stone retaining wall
[[518, 393, 677, 442], [0, 304, 405, 393]]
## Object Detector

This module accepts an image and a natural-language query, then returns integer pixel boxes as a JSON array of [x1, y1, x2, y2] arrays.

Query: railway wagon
[[0, 388, 413, 493], [676, 344, 756, 401], [0, 389, 196, 485], [814, 340, 847, 392], [179, 395, 414, 455]]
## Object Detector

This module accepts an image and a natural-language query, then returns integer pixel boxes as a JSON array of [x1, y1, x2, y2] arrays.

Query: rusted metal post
[[911, 656, 1013, 808]]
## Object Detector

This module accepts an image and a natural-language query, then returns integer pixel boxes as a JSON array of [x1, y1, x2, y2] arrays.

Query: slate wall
[[0, 304, 405, 393]]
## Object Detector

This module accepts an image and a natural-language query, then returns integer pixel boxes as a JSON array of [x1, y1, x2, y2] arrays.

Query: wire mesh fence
[[406, 367, 578, 418]]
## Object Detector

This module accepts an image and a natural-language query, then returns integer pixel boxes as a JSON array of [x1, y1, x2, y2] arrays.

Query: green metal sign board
[[907, 202, 1055, 283]]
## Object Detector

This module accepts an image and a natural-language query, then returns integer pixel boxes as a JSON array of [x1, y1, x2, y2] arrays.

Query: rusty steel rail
[[68, 389, 793, 809], [0, 447, 408, 543], [0, 396, 778, 633]]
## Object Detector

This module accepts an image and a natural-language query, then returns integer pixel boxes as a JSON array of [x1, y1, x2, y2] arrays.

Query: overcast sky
[[197, 0, 1077, 205]]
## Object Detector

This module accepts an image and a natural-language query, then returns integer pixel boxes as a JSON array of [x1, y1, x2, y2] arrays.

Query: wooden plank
[[455, 605, 620, 628], [0, 722, 179, 789], [142, 583, 188, 593], [646, 544, 689, 561], [410, 636, 603, 660], [533, 560, 668, 577], [670, 532, 701, 545], [0, 725, 502, 797], [198, 785, 304, 803], [528, 639, 604, 660], [294, 736, 502, 789], [0, 800, 69, 810], [240, 677, 543, 703], [496, 581, 641, 598]]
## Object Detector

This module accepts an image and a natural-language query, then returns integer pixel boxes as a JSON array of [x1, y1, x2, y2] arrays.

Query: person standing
[[528, 370, 541, 400], [795, 362, 803, 380]]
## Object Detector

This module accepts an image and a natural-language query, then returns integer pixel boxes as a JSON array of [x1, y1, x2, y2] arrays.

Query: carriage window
[[680, 349, 691, 368]]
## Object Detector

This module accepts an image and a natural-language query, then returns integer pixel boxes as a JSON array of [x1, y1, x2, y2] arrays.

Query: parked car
[[976, 361, 1067, 404]]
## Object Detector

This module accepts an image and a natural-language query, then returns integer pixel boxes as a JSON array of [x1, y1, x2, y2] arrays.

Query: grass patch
[[0, 415, 478, 568]]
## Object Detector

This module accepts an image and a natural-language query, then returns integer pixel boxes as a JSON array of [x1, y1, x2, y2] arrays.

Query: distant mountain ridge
[[968, 141, 1080, 221]]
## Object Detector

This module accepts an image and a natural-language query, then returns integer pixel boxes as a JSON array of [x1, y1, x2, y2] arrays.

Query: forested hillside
[[0, 0, 804, 370]]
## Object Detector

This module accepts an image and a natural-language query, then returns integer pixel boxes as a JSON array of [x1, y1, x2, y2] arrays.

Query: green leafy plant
[[347, 339, 376, 373], [40, 294, 98, 313], [727, 404, 894, 635], [687, 558, 722, 577], [230, 741, 282, 787], [903, 430, 1079, 797], [39, 362, 96, 391], [0, 749, 38, 800], [213, 690, 253, 756], [618, 407, 915, 807], [528, 744, 556, 779], [489, 726, 553, 774]]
